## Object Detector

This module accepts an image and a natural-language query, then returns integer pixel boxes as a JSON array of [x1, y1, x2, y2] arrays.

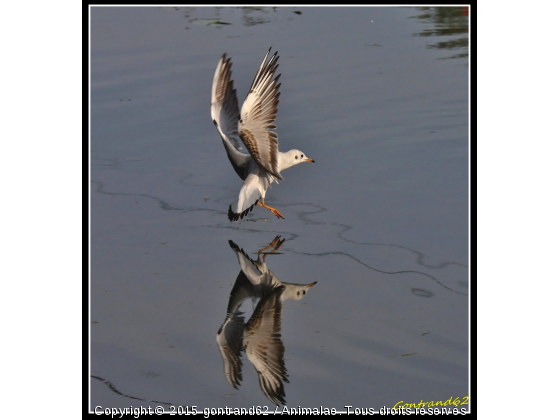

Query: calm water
[[90, 6, 469, 413]]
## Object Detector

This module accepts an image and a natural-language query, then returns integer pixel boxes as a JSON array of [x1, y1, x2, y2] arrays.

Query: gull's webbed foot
[[257, 200, 285, 220]]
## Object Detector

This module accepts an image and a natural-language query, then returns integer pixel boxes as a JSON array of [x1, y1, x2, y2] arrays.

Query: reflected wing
[[211, 54, 241, 150], [238, 49, 283, 180], [226, 270, 254, 315], [244, 285, 288, 406], [217, 311, 245, 389]]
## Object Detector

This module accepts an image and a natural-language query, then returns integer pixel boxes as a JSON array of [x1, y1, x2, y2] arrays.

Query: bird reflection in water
[[216, 236, 317, 406]]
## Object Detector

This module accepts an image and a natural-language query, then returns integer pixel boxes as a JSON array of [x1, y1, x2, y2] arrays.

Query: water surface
[[90, 6, 469, 413]]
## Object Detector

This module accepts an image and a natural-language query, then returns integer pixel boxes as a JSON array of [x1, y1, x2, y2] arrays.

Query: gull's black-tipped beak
[[305, 158, 315, 163]]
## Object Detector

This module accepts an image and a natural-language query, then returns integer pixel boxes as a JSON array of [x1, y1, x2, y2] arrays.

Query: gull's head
[[290, 149, 315, 165], [281, 281, 317, 301]]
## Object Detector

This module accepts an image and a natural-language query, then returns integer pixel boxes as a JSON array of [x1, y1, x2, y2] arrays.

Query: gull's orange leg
[[258, 235, 285, 262], [257, 199, 285, 219], [269, 237, 285, 252], [258, 236, 284, 254]]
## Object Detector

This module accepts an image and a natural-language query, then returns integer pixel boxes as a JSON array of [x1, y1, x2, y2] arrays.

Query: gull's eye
[[301, 154, 304, 158], [303, 290, 306, 295]]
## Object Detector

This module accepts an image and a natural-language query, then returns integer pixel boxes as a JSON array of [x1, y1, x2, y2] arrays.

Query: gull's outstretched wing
[[211, 54, 241, 149], [238, 49, 283, 180], [211, 54, 251, 180], [244, 285, 288, 406], [217, 311, 245, 389]]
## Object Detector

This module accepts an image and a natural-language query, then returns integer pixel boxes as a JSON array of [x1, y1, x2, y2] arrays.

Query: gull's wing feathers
[[212, 54, 252, 180], [238, 49, 284, 180], [226, 270, 255, 315], [217, 311, 245, 389], [244, 285, 288, 406], [211, 54, 241, 149]]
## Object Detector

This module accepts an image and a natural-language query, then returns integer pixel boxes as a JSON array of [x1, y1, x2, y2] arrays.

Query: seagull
[[216, 237, 317, 405], [211, 48, 314, 221]]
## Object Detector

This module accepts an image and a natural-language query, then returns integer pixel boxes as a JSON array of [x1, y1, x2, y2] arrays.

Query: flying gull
[[211, 48, 314, 221]]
